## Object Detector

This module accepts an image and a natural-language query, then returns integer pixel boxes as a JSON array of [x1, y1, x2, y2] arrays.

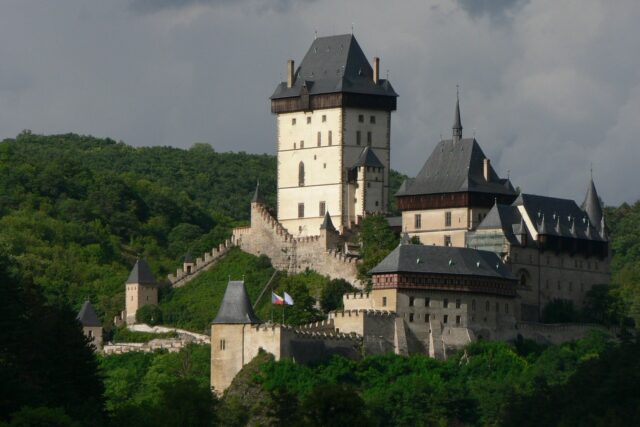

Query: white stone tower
[[270, 34, 397, 236]]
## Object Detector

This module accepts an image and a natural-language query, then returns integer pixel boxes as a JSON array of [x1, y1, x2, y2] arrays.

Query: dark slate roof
[[453, 97, 462, 132], [352, 146, 384, 168], [581, 179, 603, 230], [251, 181, 264, 204], [369, 244, 514, 280], [77, 300, 101, 327], [513, 193, 604, 241], [395, 138, 517, 197], [212, 281, 261, 324], [320, 211, 336, 231], [126, 259, 157, 285], [271, 34, 397, 100]]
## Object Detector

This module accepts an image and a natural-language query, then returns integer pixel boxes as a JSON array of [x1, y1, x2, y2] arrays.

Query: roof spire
[[251, 180, 264, 204], [581, 174, 603, 230], [453, 85, 463, 143], [320, 210, 336, 232]]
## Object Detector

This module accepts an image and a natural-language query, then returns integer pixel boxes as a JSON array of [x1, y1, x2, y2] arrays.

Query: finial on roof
[[453, 86, 463, 143]]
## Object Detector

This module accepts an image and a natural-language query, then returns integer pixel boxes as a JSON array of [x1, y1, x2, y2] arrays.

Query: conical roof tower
[[212, 281, 261, 324], [581, 178, 603, 231], [77, 300, 101, 327]]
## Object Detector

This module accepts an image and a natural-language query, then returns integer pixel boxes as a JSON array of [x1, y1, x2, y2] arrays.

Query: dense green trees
[[220, 332, 638, 426]]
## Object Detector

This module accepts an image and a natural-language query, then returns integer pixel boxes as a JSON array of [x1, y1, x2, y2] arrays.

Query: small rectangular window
[[319, 201, 326, 217], [300, 140, 304, 149], [382, 296, 387, 307], [367, 131, 372, 146], [456, 315, 461, 325], [414, 214, 422, 229], [425, 297, 430, 307], [307, 117, 311, 124], [317, 132, 321, 146], [409, 297, 414, 307], [445, 211, 452, 227], [358, 114, 364, 123], [356, 131, 361, 145], [292, 118, 296, 125], [444, 235, 451, 247], [455, 299, 461, 309], [370, 115, 376, 124], [472, 299, 476, 311], [409, 313, 414, 322], [443, 298, 449, 308], [443, 315, 448, 324], [328, 130, 332, 145], [322, 115, 326, 122], [298, 203, 304, 218]]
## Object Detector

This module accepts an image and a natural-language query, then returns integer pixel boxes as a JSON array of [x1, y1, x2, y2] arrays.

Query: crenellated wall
[[167, 240, 234, 287], [232, 202, 360, 286]]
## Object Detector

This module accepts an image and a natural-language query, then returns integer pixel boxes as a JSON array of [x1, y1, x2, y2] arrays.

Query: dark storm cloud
[[456, 0, 529, 21]]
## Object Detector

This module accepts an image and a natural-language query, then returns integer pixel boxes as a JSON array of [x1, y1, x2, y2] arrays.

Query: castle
[[209, 34, 613, 394]]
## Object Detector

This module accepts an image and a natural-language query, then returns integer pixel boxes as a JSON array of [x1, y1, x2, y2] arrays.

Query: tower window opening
[[328, 130, 332, 145], [356, 131, 361, 145], [322, 115, 326, 122], [298, 203, 304, 218], [358, 114, 364, 123], [367, 131, 372, 146], [370, 115, 376, 124], [317, 132, 321, 146], [319, 201, 326, 217], [298, 162, 305, 186], [307, 117, 311, 124]]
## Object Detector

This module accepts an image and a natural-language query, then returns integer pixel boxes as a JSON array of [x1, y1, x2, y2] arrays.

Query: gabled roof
[[126, 259, 157, 285], [581, 179, 603, 230], [77, 300, 101, 327], [320, 211, 336, 232], [352, 146, 384, 168], [395, 138, 517, 197], [369, 244, 514, 280], [212, 281, 261, 325], [271, 34, 397, 100]]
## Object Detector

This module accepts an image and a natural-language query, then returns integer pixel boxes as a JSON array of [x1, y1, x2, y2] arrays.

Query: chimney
[[483, 158, 491, 181], [287, 59, 295, 88], [373, 57, 380, 84]]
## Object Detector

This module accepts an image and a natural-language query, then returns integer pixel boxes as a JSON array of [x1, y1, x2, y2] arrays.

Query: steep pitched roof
[[77, 300, 101, 327], [513, 193, 603, 241], [395, 138, 517, 197], [251, 181, 264, 204], [369, 244, 514, 280], [126, 259, 157, 285], [581, 179, 603, 230], [320, 211, 336, 231], [453, 97, 462, 133], [212, 281, 261, 324], [271, 34, 397, 100], [352, 146, 384, 168]]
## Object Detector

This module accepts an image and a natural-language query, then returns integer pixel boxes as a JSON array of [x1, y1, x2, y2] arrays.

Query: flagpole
[[282, 303, 285, 324]]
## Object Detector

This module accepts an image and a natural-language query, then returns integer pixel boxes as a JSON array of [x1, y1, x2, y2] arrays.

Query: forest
[[1, 132, 639, 426]]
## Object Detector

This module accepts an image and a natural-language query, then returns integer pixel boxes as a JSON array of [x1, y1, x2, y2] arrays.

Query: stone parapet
[[168, 240, 233, 288]]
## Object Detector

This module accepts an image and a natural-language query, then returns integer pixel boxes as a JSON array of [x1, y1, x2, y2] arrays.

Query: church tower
[[125, 259, 158, 325], [270, 34, 397, 236]]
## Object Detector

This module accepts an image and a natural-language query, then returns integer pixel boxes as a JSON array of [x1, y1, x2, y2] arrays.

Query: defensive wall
[[167, 240, 234, 287], [232, 202, 360, 286]]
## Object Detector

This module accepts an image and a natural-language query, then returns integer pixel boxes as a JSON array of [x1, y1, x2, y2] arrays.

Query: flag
[[284, 292, 294, 306], [272, 292, 284, 305]]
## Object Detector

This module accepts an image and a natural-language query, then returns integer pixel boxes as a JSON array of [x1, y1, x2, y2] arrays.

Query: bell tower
[[270, 34, 397, 236]]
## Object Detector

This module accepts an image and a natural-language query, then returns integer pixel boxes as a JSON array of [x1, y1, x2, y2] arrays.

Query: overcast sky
[[1, 0, 638, 206]]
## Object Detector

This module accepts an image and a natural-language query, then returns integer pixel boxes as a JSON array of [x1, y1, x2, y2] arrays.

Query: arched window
[[298, 162, 305, 186]]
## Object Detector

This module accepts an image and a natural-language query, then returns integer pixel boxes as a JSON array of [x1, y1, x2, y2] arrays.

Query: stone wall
[[232, 202, 360, 286], [168, 240, 234, 287], [103, 337, 195, 355]]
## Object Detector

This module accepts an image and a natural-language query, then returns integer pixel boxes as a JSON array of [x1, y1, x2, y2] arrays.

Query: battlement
[[168, 240, 233, 287], [344, 292, 371, 300], [249, 322, 360, 341], [329, 309, 395, 318]]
